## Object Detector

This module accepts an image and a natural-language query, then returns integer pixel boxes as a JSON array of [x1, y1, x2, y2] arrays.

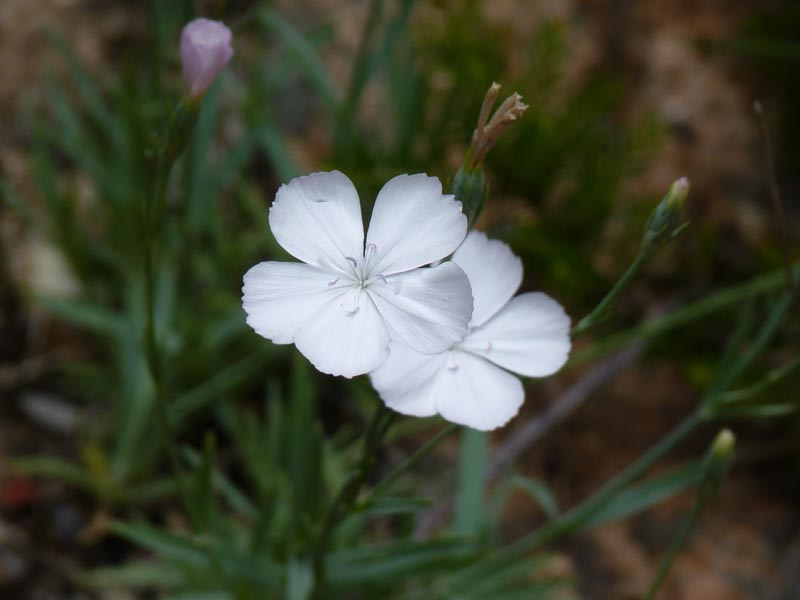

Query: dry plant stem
[[753, 100, 798, 301], [311, 403, 395, 598], [414, 342, 645, 538]]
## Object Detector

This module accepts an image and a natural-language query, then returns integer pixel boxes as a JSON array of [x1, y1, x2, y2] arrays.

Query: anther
[[345, 307, 360, 317], [377, 274, 388, 284], [311, 197, 328, 203], [485, 341, 493, 354], [345, 256, 358, 269], [327, 278, 340, 286], [365, 242, 378, 254], [447, 364, 460, 373]]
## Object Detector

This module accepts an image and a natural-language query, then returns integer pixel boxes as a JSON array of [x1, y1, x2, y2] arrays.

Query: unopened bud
[[711, 429, 735, 461], [180, 18, 234, 100], [450, 165, 489, 226], [641, 177, 690, 253]]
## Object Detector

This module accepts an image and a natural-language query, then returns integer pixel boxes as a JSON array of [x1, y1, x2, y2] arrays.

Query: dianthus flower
[[243, 171, 473, 378], [371, 231, 571, 430]]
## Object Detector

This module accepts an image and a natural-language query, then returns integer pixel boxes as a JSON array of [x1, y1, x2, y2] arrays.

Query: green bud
[[450, 165, 489, 226], [641, 177, 690, 254], [699, 428, 735, 503], [710, 428, 735, 462]]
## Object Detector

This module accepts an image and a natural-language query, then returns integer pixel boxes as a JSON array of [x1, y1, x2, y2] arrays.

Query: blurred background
[[0, 0, 798, 598]]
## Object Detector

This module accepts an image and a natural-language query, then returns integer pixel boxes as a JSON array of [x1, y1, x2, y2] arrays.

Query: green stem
[[644, 497, 704, 599], [311, 403, 395, 599], [142, 143, 192, 515], [644, 432, 734, 599], [362, 423, 458, 503], [447, 411, 703, 591], [572, 251, 650, 337], [573, 263, 800, 365]]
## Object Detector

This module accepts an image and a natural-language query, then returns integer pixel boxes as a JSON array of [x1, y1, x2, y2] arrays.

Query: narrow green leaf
[[287, 558, 313, 600], [512, 476, 561, 518], [37, 295, 124, 338], [80, 561, 183, 589], [328, 538, 480, 585], [454, 429, 488, 536], [258, 9, 341, 115], [583, 461, 704, 528]]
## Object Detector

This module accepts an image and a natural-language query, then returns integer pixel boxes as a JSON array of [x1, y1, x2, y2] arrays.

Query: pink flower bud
[[180, 18, 234, 99]]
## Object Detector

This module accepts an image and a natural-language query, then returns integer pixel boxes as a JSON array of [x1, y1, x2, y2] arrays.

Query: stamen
[[345, 256, 358, 269], [393, 278, 403, 295], [365, 242, 378, 254], [345, 307, 360, 317], [377, 274, 388, 284], [485, 341, 493, 354], [447, 364, 460, 372], [311, 197, 328, 203], [327, 278, 340, 286]]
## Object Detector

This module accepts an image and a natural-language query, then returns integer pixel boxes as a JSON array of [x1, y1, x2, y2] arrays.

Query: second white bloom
[[242, 171, 473, 378], [371, 231, 571, 430]]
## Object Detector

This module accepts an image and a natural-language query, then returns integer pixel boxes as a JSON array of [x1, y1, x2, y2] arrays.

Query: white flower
[[370, 231, 571, 430], [242, 171, 473, 378]]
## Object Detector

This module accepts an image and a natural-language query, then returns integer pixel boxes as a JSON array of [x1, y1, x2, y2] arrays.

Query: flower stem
[[572, 250, 650, 337], [142, 142, 192, 516], [361, 423, 458, 503], [573, 262, 799, 365], [311, 403, 395, 598], [644, 429, 734, 599], [446, 411, 703, 591]]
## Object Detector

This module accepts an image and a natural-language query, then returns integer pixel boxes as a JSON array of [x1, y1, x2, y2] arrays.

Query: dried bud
[[641, 177, 690, 254], [468, 82, 528, 169], [180, 18, 234, 100]]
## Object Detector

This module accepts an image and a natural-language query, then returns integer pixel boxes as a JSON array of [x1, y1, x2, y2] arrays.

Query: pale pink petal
[[453, 231, 522, 327], [365, 174, 467, 275], [462, 292, 571, 377], [269, 171, 364, 274], [368, 262, 473, 355]]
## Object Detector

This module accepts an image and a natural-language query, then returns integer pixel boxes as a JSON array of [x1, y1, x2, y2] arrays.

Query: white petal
[[365, 174, 467, 275], [294, 288, 390, 378], [370, 342, 448, 417], [462, 292, 571, 377], [242, 261, 344, 344], [268, 171, 364, 273], [453, 231, 523, 327], [434, 350, 524, 431], [368, 262, 473, 355]]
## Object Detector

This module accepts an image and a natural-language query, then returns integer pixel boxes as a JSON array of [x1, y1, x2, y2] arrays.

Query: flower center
[[343, 242, 386, 287], [335, 243, 394, 317]]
